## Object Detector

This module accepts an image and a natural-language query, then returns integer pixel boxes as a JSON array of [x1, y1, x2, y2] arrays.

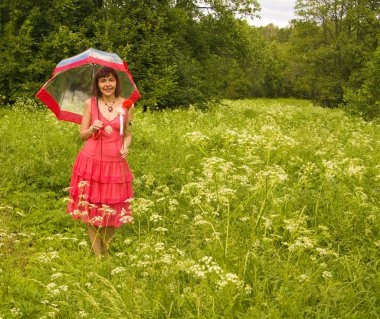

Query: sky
[[250, 0, 297, 28]]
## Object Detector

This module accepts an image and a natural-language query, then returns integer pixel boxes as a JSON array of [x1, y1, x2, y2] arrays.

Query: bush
[[343, 45, 380, 120]]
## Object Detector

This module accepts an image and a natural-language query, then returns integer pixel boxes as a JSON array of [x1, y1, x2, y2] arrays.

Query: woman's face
[[98, 74, 117, 98]]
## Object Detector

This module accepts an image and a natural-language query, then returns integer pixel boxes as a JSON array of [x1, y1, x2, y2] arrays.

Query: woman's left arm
[[120, 105, 134, 159]]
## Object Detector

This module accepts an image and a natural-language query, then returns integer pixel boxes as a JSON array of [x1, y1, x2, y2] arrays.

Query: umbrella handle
[[119, 107, 125, 135], [91, 130, 101, 140], [120, 114, 124, 135]]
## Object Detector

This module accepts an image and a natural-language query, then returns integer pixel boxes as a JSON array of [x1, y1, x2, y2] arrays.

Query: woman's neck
[[101, 95, 116, 104]]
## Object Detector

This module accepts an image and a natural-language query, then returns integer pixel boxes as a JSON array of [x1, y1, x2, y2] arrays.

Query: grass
[[0, 98, 379, 318]]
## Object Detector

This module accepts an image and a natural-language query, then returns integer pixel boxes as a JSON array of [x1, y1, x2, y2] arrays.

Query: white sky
[[250, 0, 297, 27]]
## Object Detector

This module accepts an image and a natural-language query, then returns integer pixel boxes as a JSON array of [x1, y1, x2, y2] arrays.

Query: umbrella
[[36, 48, 141, 124]]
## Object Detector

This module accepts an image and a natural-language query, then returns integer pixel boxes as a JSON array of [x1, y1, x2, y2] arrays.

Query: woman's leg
[[87, 224, 103, 257], [100, 226, 116, 255]]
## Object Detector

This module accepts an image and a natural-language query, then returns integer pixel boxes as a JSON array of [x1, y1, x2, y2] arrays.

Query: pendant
[[103, 99, 116, 113], [104, 125, 113, 134]]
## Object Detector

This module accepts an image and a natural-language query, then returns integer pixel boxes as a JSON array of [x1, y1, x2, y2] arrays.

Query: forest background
[[0, 0, 379, 119]]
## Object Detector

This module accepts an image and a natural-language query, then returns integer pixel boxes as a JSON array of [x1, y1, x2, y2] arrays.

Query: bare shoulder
[[82, 98, 92, 115], [84, 98, 92, 107]]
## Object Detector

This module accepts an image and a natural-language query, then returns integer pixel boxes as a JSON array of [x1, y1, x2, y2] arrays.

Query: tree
[[0, 0, 98, 102], [344, 43, 380, 119], [291, 0, 380, 108]]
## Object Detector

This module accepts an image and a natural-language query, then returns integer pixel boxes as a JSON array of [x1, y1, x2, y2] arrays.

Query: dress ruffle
[[67, 149, 133, 227], [69, 170, 133, 204], [67, 200, 133, 228], [72, 151, 133, 183]]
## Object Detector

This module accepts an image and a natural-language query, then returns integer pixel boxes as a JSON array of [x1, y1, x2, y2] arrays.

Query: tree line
[[0, 0, 379, 118]]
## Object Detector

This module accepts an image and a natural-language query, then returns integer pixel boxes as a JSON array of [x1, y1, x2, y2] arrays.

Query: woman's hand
[[120, 145, 129, 159], [91, 119, 103, 132]]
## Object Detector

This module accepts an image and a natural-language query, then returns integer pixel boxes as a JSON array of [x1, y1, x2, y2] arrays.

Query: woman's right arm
[[80, 99, 94, 141]]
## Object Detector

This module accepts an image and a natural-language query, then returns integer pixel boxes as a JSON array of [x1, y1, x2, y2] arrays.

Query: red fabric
[[123, 61, 141, 103], [36, 88, 85, 124], [67, 98, 133, 228]]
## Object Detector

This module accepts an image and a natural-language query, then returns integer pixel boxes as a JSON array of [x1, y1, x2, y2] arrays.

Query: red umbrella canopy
[[36, 48, 141, 124]]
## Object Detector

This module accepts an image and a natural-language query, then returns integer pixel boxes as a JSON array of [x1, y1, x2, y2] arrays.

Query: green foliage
[[0, 0, 379, 118], [343, 43, 380, 119], [0, 0, 99, 102], [1, 99, 380, 318], [0, 0, 262, 110], [289, 0, 380, 109]]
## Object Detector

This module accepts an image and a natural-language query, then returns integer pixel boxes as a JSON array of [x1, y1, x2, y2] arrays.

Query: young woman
[[67, 67, 134, 257]]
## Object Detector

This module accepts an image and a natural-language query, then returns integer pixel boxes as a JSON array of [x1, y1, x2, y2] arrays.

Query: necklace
[[103, 99, 116, 112]]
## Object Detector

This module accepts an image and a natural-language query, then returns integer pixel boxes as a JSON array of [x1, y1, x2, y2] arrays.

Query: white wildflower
[[78, 240, 88, 247], [316, 247, 338, 257], [150, 213, 163, 223], [111, 267, 126, 275], [91, 216, 104, 224], [216, 273, 243, 289], [10, 308, 22, 317], [78, 181, 90, 188], [51, 273, 63, 280], [262, 216, 272, 230], [318, 225, 329, 231], [168, 198, 179, 212], [183, 131, 210, 146], [59, 285, 68, 292], [152, 185, 170, 196], [131, 198, 155, 216], [256, 165, 288, 188], [293, 236, 315, 249], [160, 254, 173, 264], [120, 215, 133, 224], [46, 282, 60, 296], [37, 251, 59, 263], [322, 271, 332, 279], [346, 162, 365, 177], [244, 284, 252, 294], [154, 242, 165, 252]]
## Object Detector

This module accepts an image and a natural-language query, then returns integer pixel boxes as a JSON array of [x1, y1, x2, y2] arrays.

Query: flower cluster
[[186, 256, 245, 290]]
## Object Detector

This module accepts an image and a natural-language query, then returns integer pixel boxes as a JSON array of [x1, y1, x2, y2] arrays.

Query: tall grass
[[0, 98, 379, 318]]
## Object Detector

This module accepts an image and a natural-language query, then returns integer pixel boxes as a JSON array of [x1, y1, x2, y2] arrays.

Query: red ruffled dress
[[67, 97, 133, 228]]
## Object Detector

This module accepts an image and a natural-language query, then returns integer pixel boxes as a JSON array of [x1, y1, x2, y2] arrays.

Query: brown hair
[[91, 67, 121, 97]]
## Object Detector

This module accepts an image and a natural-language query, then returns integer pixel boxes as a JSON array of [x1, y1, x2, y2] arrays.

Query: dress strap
[[90, 97, 102, 140], [90, 97, 100, 121]]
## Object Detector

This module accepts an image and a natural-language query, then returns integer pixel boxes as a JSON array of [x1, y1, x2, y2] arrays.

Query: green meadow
[[0, 99, 379, 318]]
